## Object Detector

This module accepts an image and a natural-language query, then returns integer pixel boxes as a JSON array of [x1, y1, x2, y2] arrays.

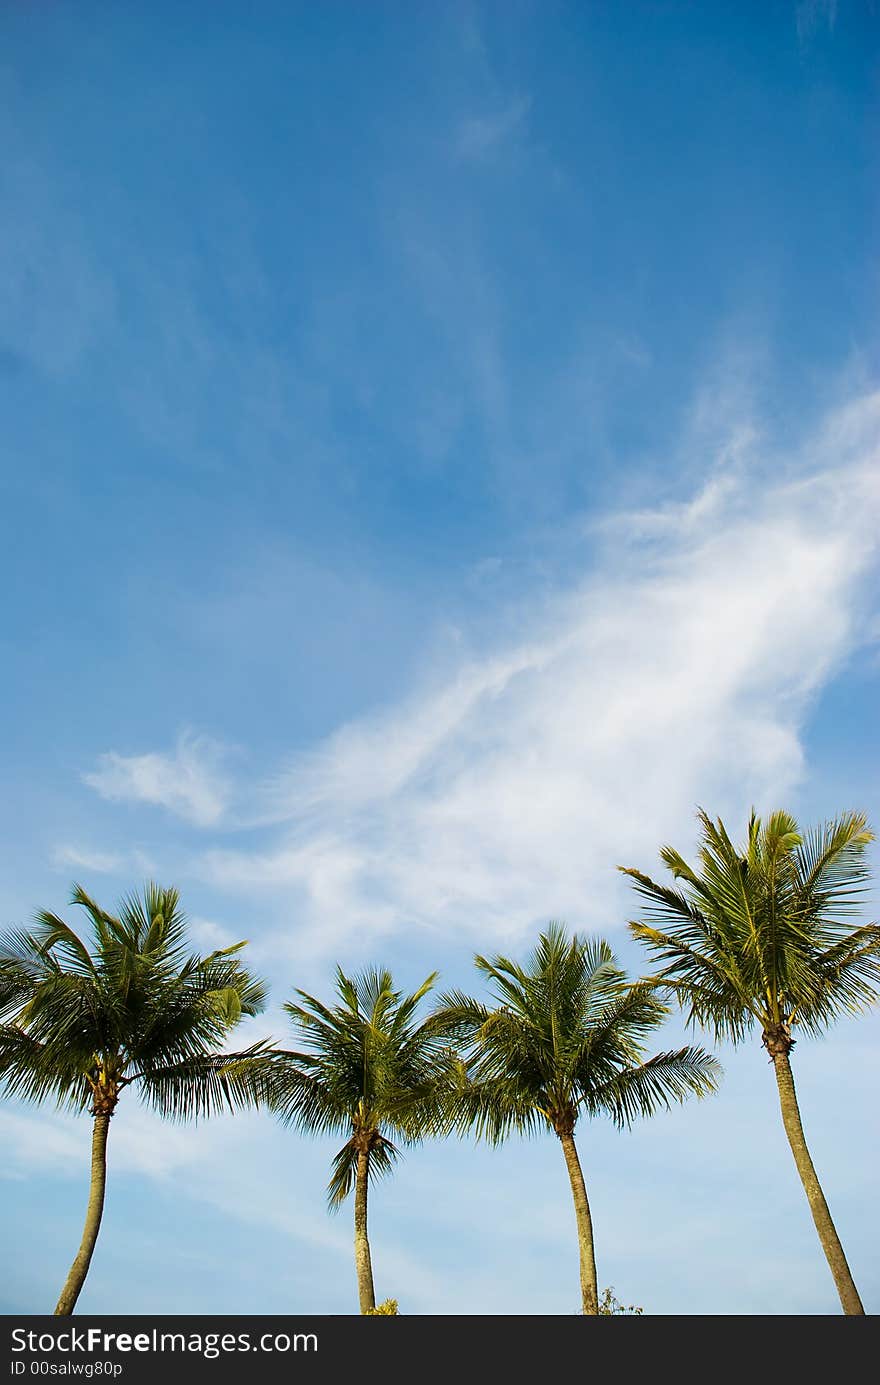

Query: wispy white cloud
[[0, 1103, 234, 1183], [197, 390, 880, 959], [796, 0, 838, 45], [0, 1111, 83, 1181], [83, 731, 232, 828], [50, 845, 158, 881], [51, 845, 124, 875], [186, 915, 241, 953], [0, 143, 117, 380], [455, 95, 531, 161]]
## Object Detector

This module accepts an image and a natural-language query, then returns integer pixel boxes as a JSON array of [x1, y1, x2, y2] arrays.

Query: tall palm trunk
[[354, 1148, 376, 1313], [558, 1130, 599, 1315], [54, 1113, 111, 1316], [771, 1049, 864, 1315]]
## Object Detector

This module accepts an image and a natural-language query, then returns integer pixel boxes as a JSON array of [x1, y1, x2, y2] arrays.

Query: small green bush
[[598, 1286, 643, 1315], [364, 1298, 399, 1315]]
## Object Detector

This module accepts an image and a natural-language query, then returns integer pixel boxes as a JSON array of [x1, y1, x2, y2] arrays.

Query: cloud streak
[[455, 95, 532, 161], [796, 0, 838, 46], [84, 731, 232, 827], [51, 845, 124, 875], [195, 391, 880, 959]]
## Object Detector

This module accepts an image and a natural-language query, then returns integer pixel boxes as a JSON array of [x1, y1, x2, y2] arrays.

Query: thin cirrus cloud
[[0, 1106, 201, 1183], [195, 390, 880, 959], [796, 0, 838, 45], [454, 95, 532, 161], [83, 732, 231, 828], [51, 844, 124, 875]]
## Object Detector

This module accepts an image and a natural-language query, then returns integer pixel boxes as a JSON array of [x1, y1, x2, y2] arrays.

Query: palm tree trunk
[[771, 1049, 864, 1315], [54, 1113, 111, 1316], [354, 1148, 376, 1313], [558, 1131, 599, 1315]]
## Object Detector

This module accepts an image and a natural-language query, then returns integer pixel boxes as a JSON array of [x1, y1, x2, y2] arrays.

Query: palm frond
[[326, 1134, 402, 1209], [273, 963, 457, 1205], [327, 1138, 358, 1208], [0, 883, 266, 1120], [30, 913, 95, 974], [447, 923, 719, 1147], [623, 807, 879, 1046], [135, 1042, 274, 1122], [588, 1045, 721, 1127]]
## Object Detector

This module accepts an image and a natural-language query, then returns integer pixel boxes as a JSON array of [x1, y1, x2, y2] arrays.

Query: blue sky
[[1, 0, 879, 1316]]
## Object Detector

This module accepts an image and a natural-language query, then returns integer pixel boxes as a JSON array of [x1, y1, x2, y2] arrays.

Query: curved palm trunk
[[54, 1113, 111, 1316], [558, 1131, 599, 1315], [771, 1049, 864, 1315], [354, 1148, 376, 1314]]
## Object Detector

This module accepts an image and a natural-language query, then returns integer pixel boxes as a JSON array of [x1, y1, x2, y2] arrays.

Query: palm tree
[[0, 882, 266, 1315], [620, 808, 879, 1315], [436, 924, 720, 1315], [255, 966, 454, 1314]]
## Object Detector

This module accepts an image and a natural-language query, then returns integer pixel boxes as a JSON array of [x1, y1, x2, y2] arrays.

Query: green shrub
[[364, 1298, 399, 1315], [598, 1286, 643, 1315]]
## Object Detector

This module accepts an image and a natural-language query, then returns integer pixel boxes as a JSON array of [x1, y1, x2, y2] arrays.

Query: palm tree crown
[[436, 923, 719, 1314], [256, 966, 456, 1312], [268, 966, 452, 1202], [0, 882, 266, 1117], [620, 808, 878, 1315], [0, 882, 266, 1314], [619, 809, 879, 1050], [440, 923, 719, 1140]]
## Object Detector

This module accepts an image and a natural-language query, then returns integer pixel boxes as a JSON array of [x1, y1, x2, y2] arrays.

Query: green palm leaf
[[433, 922, 719, 1314], [250, 965, 459, 1313], [621, 807, 877, 1315], [0, 881, 266, 1315]]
